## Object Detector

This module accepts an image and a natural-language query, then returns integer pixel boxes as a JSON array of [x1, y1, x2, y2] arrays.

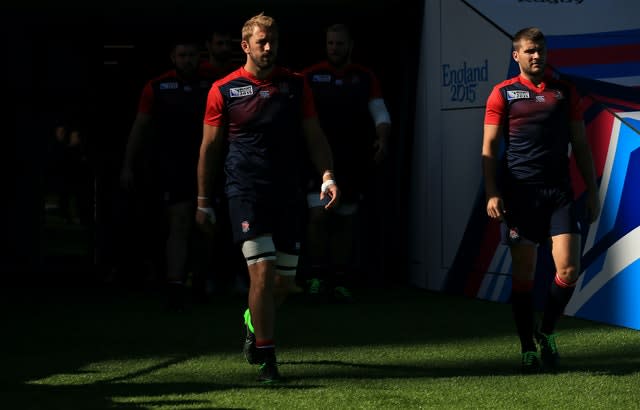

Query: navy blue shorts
[[501, 184, 580, 245], [228, 196, 300, 253]]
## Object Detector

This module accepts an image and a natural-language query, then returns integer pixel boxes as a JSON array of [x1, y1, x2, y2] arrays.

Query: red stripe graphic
[[587, 94, 640, 111], [548, 44, 640, 67]]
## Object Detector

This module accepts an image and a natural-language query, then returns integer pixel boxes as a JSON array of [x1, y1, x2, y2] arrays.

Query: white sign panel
[[463, 0, 640, 35]]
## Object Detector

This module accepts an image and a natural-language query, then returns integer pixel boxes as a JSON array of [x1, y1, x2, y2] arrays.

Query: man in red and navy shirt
[[120, 38, 218, 311], [195, 13, 339, 383], [301, 24, 391, 303], [482, 27, 600, 372], [200, 29, 236, 81]]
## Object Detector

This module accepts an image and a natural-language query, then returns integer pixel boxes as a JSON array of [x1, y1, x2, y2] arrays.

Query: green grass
[[2, 286, 639, 409]]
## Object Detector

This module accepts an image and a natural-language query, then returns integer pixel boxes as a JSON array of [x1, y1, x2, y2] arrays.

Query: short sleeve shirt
[[204, 66, 316, 199], [301, 61, 383, 195], [137, 67, 217, 178], [484, 74, 582, 185]]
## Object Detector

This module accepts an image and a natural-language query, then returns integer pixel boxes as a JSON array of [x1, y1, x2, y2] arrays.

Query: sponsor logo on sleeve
[[229, 85, 254, 98], [312, 74, 332, 83], [506, 90, 530, 101], [159, 82, 179, 90]]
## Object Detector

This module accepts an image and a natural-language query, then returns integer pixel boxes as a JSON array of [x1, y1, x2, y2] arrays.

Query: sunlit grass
[[3, 286, 639, 409]]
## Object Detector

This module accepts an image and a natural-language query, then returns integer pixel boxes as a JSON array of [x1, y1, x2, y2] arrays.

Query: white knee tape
[[241, 236, 276, 265], [275, 251, 298, 277]]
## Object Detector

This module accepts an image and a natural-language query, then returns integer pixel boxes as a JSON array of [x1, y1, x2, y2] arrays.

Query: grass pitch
[[2, 285, 639, 409]]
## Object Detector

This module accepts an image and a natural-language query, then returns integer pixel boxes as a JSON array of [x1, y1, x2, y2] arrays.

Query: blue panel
[[574, 258, 640, 330], [614, 147, 640, 237], [498, 276, 512, 303], [594, 119, 640, 243], [581, 249, 608, 288], [557, 62, 640, 79], [547, 29, 640, 48], [482, 274, 497, 300]]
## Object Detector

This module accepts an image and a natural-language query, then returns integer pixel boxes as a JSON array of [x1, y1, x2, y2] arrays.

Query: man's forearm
[[123, 124, 146, 168], [197, 125, 224, 205], [309, 139, 334, 181], [304, 119, 334, 180], [375, 122, 391, 142], [482, 156, 499, 198], [197, 144, 217, 204]]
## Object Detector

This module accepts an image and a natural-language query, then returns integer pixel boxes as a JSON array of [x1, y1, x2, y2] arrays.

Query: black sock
[[256, 339, 276, 364], [166, 281, 185, 310], [332, 265, 351, 288], [540, 275, 576, 334], [309, 264, 328, 282], [511, 290, 536, 352]]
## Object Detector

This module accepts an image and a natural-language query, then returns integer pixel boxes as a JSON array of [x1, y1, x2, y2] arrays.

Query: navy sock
[[540, 274, 576, 334], [256, 339, 276, 363], [511, 279, 536, 352], [512, 290, 536, 352]]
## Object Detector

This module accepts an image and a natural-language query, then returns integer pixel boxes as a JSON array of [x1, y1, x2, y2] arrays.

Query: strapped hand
[[196, 206, 216, 225]]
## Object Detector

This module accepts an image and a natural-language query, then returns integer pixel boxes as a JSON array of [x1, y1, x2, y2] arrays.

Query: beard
[[525, 61, 545, 76], [250, 52, 275, 70], [328, 52, 349, 68]]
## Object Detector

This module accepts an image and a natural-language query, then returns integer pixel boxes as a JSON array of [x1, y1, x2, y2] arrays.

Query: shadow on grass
[[280, 345, 640, 379], [4, 347, 637, 410], [2, 380, 284, 410], [2, 285, 638, 409], [4, 354, 318, 410]]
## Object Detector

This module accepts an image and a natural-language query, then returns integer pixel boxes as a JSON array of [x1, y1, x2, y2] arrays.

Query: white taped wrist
[[197, 207, 216, 224], [321, 179, 336, 194]]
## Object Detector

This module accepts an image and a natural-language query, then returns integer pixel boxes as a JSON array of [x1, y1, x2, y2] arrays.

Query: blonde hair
[[242, 13, 278, 42]]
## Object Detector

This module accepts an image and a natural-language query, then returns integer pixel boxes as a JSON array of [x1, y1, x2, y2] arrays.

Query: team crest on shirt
[[554, 90, 565, 100], [159, 82, 179, 90], [230, 85, 254, 98], [241, 220, 250, 233], [536, 95, 545, 102], [506, 90, 530, 100], [259, 90, 270, 98], [508, 227, 521, 245], [312, 74, 332, 83]]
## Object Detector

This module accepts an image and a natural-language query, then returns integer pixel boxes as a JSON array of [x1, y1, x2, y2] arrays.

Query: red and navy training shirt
[[302, 61, 383, 194], [204, 66, 316, 199], [138, 66, 217, 178], [484, 74, 583, 185]]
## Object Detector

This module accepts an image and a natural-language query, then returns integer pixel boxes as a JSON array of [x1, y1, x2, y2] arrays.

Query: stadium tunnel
[[2, 1, 424, 287]]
